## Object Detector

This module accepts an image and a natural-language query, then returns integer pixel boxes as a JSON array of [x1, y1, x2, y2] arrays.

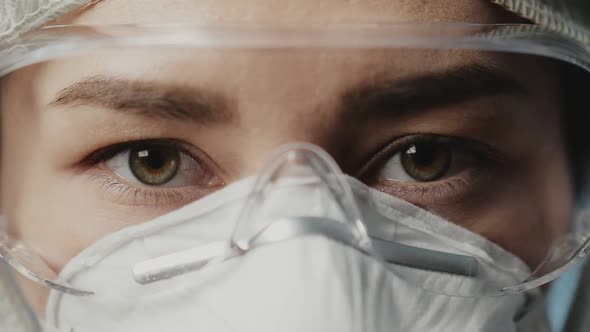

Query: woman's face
[[0, 0, 573, 311]]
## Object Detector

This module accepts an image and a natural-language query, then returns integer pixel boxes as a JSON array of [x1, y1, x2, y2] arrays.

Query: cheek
[[12, 175, 174, 272], [536, 144, 573, 240], [0, 84, 176, 273], [429, 150, 573, 268], [2, 166, 172, 315]]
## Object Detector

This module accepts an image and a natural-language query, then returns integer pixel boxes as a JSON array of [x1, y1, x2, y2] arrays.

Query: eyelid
[[80, 139, 188, 167], [88, 171, 217, 207], [371, 174, 477, 206], [80, 139, 227, 178]]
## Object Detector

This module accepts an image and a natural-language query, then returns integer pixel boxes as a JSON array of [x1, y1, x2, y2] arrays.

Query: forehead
[[41, 0, 528, 99], [56, 0, 519, 25], [27, 48, 531, 115]]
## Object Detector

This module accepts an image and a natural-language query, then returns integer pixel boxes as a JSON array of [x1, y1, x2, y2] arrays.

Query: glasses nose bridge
[[231, 142, 372, 252]]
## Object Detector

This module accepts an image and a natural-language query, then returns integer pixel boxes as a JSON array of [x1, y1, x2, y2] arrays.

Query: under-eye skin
[[80, 139, 224, 206], [359, 134, 505, 204]]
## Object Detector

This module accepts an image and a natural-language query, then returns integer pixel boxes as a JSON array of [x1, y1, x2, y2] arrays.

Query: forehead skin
[[54, 0, 521, 25]]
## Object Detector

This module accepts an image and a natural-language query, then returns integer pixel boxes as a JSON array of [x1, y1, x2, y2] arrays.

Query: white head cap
[[0, 0, 92, 42]]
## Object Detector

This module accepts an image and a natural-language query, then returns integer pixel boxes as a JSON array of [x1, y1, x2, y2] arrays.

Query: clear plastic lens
[[0, 24, 589, 328], [0, 236, 92, 296]]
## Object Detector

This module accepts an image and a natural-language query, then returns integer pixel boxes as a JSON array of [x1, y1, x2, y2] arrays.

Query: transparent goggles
[[1, 23, 590, 319]]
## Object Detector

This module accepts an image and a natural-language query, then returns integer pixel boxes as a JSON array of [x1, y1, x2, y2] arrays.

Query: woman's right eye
[[104, 141, 223, 188]]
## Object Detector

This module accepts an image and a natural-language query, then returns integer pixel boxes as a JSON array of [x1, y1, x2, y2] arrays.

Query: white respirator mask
[[35, 144, 548, 332]]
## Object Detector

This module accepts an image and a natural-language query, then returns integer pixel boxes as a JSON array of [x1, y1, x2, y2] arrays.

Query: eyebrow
[[51, 63, 526, 125], [340, 63, 528, 122], [51, 76, 234, 124]]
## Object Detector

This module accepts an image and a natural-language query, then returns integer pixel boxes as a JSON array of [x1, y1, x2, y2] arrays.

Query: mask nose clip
[[230, 143, 479, 279], [230, 142, 374, 255]]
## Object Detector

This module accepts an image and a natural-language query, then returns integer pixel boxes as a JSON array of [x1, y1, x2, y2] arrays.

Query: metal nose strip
[[371, 237, 479, 277], [132, 217, 479, 285]]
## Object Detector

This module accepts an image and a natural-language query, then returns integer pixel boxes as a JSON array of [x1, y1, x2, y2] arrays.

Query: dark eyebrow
[[50, 76, 234, 124], [340, 63, 528, 122]]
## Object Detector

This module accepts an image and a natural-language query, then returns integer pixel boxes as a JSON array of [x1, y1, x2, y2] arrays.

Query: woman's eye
[[105, 142, 220, 188], [376, 139, 478, 183]]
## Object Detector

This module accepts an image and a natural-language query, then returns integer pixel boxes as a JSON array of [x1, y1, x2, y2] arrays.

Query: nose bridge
[[217, 50, 358, 177], [235, 105, 341, 176]]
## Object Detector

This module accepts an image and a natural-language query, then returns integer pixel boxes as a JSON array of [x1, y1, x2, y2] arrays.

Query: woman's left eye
[[104, 142, 221, 188], [379, 140, 461, 183], [381, 141, 449, 182], [360, 135, 502, 199], [358, 135, 500, 203]]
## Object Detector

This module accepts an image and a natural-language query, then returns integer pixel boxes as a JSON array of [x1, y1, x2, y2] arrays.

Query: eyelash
[[80, 139, 189, 167], [88, 172, 189, 206]]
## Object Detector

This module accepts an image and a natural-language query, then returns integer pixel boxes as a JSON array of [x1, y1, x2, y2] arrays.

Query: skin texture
[[0, 0, 573, 314]]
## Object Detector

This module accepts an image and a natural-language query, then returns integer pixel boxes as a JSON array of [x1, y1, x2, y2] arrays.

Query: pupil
[[129, 146, 180, 185], [409, 143, 436, 167], [401, 142, 451, 182], [143, 150, 166, 170]]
